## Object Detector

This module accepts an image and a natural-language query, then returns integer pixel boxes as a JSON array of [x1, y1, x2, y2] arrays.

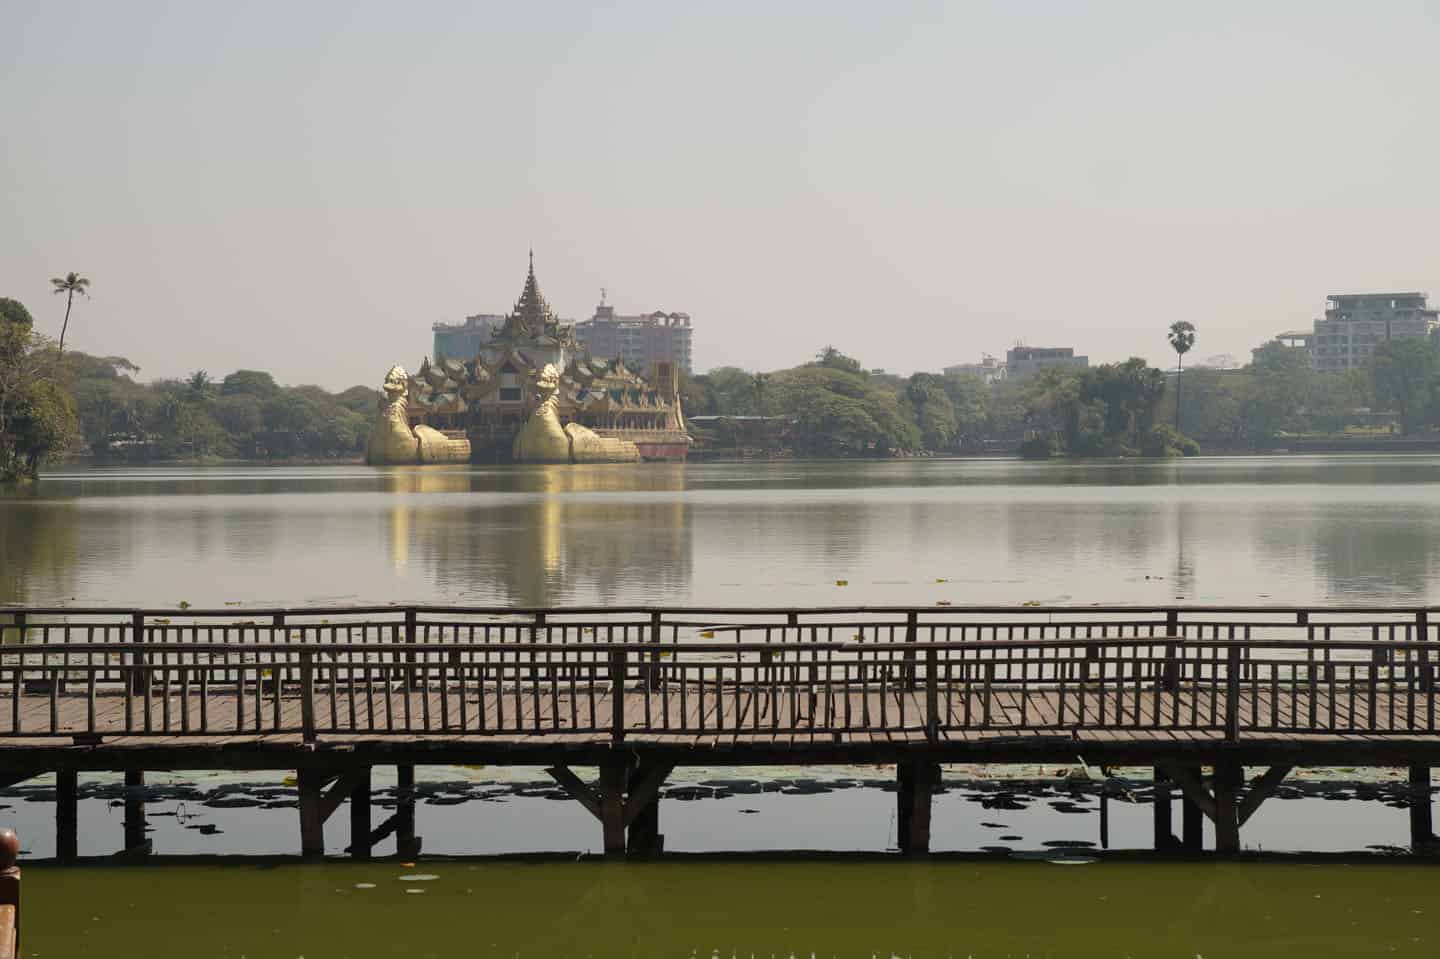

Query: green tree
[[0, 315, 78, 482], [941, 372, 991, 450], [1167, 320, 1196, 431], [220, 369, 281, 399], [186, 370, 217, 405], [1371, 338, 1438, 434], [810, 346, 864, 375], [769, 365, 916, 456], [1245, 341, 1313, 439], [49, 272, 90, 355], [705, 367, 761, 415], [0, 298, 33, 331], [905, 372, 957, 450]]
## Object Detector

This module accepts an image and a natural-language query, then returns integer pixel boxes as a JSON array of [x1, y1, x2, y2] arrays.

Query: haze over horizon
[[4, 1, 1439, 391]]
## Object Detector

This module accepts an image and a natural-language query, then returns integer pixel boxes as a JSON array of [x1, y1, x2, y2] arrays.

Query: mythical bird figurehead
[[381, 365, 409, 402]]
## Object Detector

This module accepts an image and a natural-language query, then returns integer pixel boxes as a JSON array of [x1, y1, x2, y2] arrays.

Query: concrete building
[[574, 296, 693, 376], [1311, 293, 1438, 372], [944, 354, 1007, 384], [1005, 346, 1089, 379], [433, 314, 505, 362]]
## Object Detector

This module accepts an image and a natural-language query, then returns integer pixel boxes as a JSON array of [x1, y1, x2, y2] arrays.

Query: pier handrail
[[0, 830, 18, 959]]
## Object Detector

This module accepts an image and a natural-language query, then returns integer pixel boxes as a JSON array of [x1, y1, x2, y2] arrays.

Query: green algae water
[[24, 860, 1440, 957]]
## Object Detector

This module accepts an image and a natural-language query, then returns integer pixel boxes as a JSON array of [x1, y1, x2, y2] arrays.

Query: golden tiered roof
[[494, 250, 571, 345]]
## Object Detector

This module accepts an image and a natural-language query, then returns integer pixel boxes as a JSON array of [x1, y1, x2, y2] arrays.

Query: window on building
[[499, 365, 521, 403]]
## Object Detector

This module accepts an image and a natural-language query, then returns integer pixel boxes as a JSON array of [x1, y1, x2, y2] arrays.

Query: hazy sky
[[4, 1, 1439, 390]]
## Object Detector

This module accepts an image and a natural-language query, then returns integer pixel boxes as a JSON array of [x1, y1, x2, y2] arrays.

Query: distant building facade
[[574, 298, 693, 376], [944, 354, 1007, 384], [1311, 293, 1438, 372], [1005, 346, 1089, 379], [433, 314, 504, 361]]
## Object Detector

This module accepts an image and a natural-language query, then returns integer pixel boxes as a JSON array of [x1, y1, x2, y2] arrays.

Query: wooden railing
[[0, 829, 18, 959], [1, 604, 1438, 742]]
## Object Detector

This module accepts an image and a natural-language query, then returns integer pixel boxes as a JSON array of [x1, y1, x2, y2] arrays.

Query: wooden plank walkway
[[1, 683, 1435, 746]]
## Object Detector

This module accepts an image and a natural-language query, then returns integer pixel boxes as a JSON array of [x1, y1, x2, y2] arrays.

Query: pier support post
[[396, 765, 419, 859], [123, 769, 148, 854], [1181, 766, 1204, 852], [55, 769, 78, 864], [599, 758, 628, 857], [897, 760, 939, 855], [349, 766, 372, 859], [298, 768, 326, 860], [625, 762, 670, 858], [1153, 766, 1176, 850], [1213, 762, 1243, 854], [1410, 765, 1434, 853]]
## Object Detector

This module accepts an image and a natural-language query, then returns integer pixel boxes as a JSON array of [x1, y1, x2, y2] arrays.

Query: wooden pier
[[2, 604, 1440, 859]]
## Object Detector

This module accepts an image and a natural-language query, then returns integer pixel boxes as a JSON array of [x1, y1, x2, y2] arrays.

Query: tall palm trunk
[[1174, 354, 1183, 431], [58, 290, 74, 355]]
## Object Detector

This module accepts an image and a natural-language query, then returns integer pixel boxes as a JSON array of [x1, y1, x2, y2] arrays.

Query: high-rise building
[[433, 314, 504, 361], [1005, 346, 1089, 379], [1311, 293, 1438, 372], [574, 296, 693, 376]]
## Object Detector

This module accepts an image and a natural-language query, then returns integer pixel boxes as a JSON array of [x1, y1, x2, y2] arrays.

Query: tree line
[[1, 287, 376, 483], [684, 331, 1440, 458]]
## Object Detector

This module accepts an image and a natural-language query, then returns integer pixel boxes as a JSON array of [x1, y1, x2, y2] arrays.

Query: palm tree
[[50, 272, 90, 355], [1167, 321, 1197, 431]]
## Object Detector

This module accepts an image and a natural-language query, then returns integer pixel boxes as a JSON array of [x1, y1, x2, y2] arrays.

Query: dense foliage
[[68, 356, 377, 462], [686, 333, 1440, 458], [0, 305, 78, 483]]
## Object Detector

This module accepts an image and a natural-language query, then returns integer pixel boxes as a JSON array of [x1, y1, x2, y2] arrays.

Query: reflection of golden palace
[[513, 364, 640, 464], [366, 366, 471, 465]]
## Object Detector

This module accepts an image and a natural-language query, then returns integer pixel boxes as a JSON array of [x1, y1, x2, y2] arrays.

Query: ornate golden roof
[[495, 250, 568, 344]]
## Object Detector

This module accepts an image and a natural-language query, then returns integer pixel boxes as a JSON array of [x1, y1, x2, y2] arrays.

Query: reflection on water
[[4, 455, 1440, 608], [380, 465, 691, 606]]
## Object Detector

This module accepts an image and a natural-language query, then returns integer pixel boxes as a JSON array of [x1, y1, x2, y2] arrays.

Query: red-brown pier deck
[[3, 604, 1439, 860]]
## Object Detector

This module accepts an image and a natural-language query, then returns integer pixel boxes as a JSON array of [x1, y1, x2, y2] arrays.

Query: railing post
[[8, 612, 23, 645], [129, 611, 146, 695], [925, 648, 939, 744], [647, 611, 663, 691], [300, 649, 316, 744], [405, 607, 419, 690], [1162, 641, 1180, 692], [903, 611, 918, 690], [611, 647, 627, 744], [1224, 642, 1242, 742], [272, 612, 287, 690], [1418, 611, 1433, 694], [0, 828, 19, 959]]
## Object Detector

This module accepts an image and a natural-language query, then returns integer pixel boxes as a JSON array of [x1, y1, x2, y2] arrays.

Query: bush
[[1141, 424, 1200, 458], [1018, 435, 1057, 459]]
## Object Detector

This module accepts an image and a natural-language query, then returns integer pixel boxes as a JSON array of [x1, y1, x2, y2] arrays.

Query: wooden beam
[[1152, 766, 1176, 850], [123, 769, 147, 854], [622, 763, 674, 828], [599, 759, 627, 857], [1237, 765, 1292, 827], [318, 772, 360, 825], [1410, 765, 1434, 852], [545, 766, 602, 822], [55, 770, 78, 865], [349, 767, 372, 859], [1213, 761, 1244, 853], [1159, 763, 1217, 822], [395, 764, 418, 859]]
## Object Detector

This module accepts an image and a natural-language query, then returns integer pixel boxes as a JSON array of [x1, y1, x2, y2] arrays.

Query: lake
[[7, 454, 1440, 609], [24, 859, 1440, 958], [6, 455, 1440, 956]]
